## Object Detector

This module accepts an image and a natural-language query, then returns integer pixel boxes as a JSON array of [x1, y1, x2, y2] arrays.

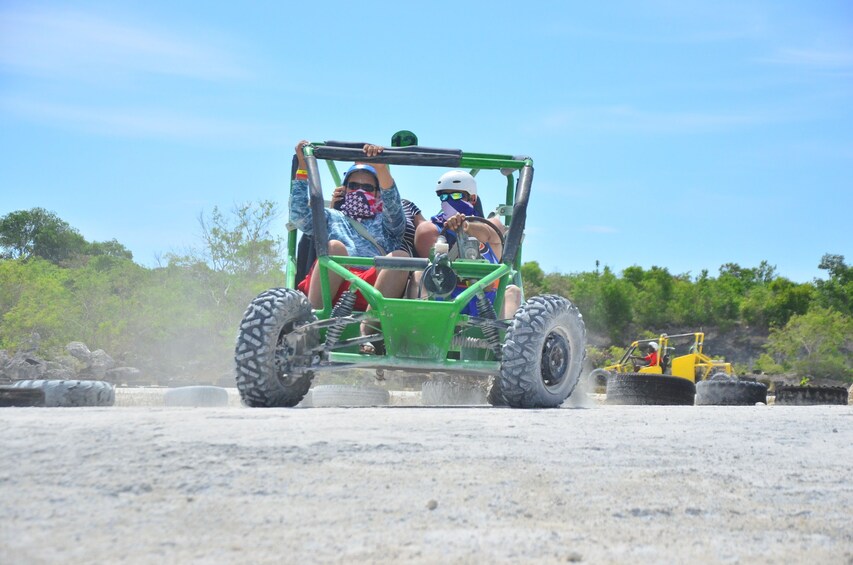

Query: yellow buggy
[[590, 333, 764, 405]]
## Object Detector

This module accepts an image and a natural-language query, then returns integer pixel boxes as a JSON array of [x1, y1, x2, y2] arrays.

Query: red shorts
[[297, 262, 377, 311]]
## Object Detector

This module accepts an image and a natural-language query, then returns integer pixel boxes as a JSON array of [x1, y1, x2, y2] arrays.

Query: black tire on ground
[[588, 368, 611, 389], [234, 288, 319, 407], [163, 386, 229, 407], [310, 384, 390, 407], [12, 379, 115, 407], [0, 385, 45, 407], [497, 295, 586, 409], [774, 385, 848, 406], [606, 373, 696, 405], [696, 379, 768, 406], [421, 380, 486, 405]]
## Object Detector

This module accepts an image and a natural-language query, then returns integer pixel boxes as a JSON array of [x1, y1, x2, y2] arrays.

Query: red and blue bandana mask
[[341, 189, 383, 220]]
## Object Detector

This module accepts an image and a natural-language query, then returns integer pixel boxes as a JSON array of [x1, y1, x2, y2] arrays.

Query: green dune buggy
[[234, 141, 586, 408]]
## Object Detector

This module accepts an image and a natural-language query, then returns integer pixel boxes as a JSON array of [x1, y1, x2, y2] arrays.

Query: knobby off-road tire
[[12, 379, 114, 407], [496, 295, 586, 409], [235, 288, 318, 407], [696, 379, 767, 405], [421, 380, 487, 405], [310, 384, 390, 407], [606, 373, 695, 405], [774, 385, 848, 406], [164, 386, 229, 407]]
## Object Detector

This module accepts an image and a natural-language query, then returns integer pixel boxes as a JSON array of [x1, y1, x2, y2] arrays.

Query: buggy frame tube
[[286, 229, 297, 288], [302, 148, 329, 260], [502, 164, 532, 266]]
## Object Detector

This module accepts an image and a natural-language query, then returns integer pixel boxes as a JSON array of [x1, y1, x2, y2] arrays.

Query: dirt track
[[1, 395, 851, 564]]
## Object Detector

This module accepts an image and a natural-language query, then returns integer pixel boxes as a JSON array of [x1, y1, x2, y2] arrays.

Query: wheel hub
[[541, 332, 569, 387]]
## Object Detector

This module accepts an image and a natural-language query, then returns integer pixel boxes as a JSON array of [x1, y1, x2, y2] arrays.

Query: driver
[[414, 170, 504, 260], [633, 342, 659, 369], [413, 170, 519, 318]]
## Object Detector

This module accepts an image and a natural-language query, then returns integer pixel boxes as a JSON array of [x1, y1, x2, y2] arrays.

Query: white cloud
[[0, 97, 279, 144], [0, 7, 249, 81]]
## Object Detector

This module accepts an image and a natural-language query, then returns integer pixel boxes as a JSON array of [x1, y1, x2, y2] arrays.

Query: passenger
[[332, 188, 424, 259], [291, 140, 408, 311], [413, 170, 521, 319]]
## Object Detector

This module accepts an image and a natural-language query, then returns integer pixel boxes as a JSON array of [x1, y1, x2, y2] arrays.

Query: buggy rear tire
[[234, 288, 318, 407], [12, 379, 114, 407], [774, 385, 848, 406], [696, 379, 767, 405], [422, 380, 486, 405], [310, 384, 390, 407], [164, 386, 229, 407], [497, 295, 586, 409], [606, 373, 695, 405]]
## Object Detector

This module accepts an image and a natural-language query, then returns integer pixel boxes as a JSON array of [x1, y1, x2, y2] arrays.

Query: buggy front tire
[[234, 288, 318, 407], [497, 295, 586, 408], [606, 373, 695, 405]]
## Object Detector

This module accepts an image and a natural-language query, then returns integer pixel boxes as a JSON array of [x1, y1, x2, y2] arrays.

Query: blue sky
[[1, 1, 850, 283]]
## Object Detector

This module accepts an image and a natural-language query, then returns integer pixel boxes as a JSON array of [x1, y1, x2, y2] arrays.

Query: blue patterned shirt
[[289, 179, 404, 257]]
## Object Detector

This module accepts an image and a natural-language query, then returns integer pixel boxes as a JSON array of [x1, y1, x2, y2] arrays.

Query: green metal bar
[[458, 156, 532, 170], [326, 160, 342, 187], [452, 263, 511, 307], [327, 353, 500, 376], [504, 173, 515, 227], [286, 228, 297, 288], [316, 256, 385, 314]]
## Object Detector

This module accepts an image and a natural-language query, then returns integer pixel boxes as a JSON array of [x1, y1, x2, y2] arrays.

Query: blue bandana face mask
[[440, 198, 475, 219]]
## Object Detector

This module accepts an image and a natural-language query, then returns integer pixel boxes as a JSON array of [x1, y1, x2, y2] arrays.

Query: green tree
[[86, 239, 134, 260], [814, 253, 852, 315], [765, 307, 853, 381], [520, 261, 545, 297], [0, 258, 77, 351], [0, 208, 87, 264], [191, 201, 284, 276]]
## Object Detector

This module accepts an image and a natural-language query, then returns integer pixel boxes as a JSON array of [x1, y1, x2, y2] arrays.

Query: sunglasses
[[346, 182, 377, 193], [438, 192, 468, 202]]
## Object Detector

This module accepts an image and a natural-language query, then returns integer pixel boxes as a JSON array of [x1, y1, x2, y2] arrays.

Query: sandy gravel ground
[[1, 391, 851, 564]]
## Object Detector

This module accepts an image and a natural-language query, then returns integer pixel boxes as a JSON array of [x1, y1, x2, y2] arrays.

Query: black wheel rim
[[541, 331, 570, 387], [274, 320, 299, 379]]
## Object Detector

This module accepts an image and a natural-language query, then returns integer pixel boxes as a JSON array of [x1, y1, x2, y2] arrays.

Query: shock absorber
[[324, 291, 356, 353], [476, 293, 502, 360]]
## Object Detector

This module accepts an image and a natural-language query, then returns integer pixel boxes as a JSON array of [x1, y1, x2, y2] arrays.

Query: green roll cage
[[287, 141, 535, 376]]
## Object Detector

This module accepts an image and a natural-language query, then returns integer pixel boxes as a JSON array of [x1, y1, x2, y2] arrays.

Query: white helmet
[[436, 170, 477, 196], [648, 342, 659, 351]]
